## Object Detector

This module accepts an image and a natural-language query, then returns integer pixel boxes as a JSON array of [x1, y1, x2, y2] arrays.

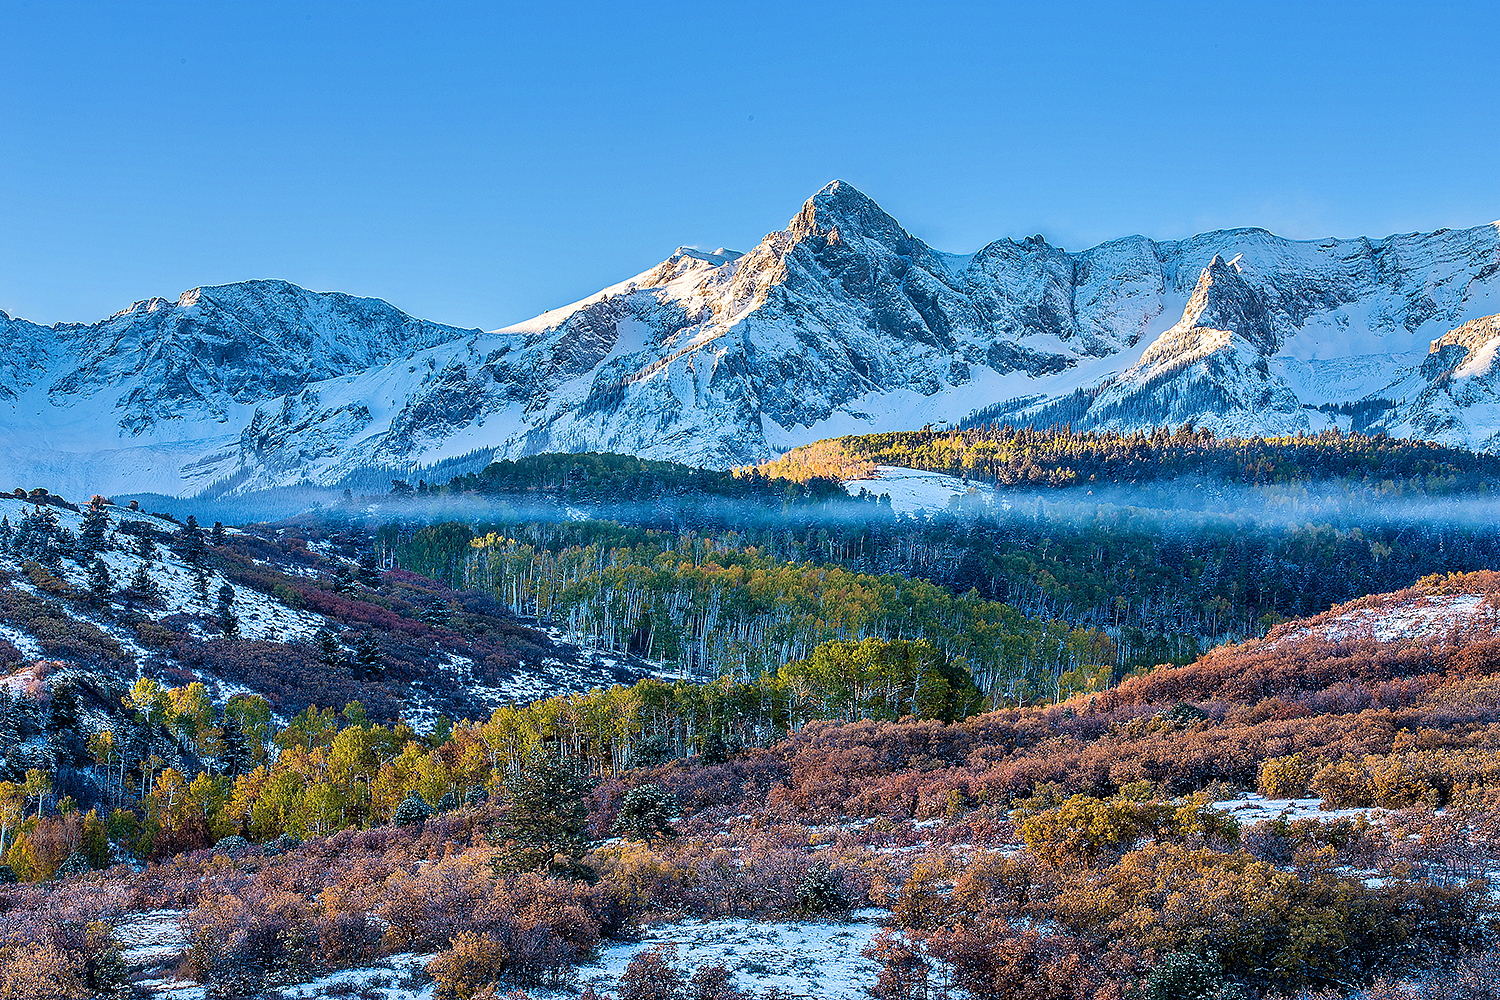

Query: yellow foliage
[[590, 840, 682, 912]]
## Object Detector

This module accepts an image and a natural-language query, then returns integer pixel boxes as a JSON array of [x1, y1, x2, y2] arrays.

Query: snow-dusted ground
[[0, 493, 650, 735], [278, 956, 432, 1000], [1273, 592, 1489, 647], [0, 494, 326, 701], [115, 909, 204, 998], [0, 621, 41, 660], [112, 908, 885, 999], [116, 909, 188, 968], [844, 466, 1005, 515], [1217, 793, 1385, 825], [580, 912, 885, 998]]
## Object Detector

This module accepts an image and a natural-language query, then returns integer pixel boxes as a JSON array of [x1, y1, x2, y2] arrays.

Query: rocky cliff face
[[4, 183, 1500, 496]]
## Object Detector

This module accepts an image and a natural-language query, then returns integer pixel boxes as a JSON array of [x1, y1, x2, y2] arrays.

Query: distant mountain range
[[4, 181, 1500, 497]]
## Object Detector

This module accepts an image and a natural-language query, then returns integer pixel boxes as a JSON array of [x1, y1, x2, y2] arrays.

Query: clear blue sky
[[3, 1, 1498, 330]]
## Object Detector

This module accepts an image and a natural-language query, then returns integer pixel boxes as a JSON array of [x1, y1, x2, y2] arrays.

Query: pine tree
[[0, 516, 11, 553], [12, 505, 57, 561], [630, 733, 673, 769], [210, 521, 227, 546], [392, 791, 430, 827], [352, 631, 383, 678], [134, 531, 157, 564], [611, 783, 676, 842], [490, 753, 592, 875], [181, 515, 206, 568], [700, 726, 729, 765], [45, 528, 71, 567], [220, 713, 244, 777], [313, 627, 343, 668], [128, 560, 160, 600], [0, 689, 17, 764], [357, 549, 381, 588], [216, 583, 235, 618], [419, 596, 451, 627], [45, 682, 79, 738], [87, 558, 113, 604], [55, 850, 91, 878], [332, 565, 357, 594], [76, 496, 110, 560]]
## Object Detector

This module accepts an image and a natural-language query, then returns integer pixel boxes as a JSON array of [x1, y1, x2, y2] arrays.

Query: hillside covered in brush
[[3, 574, 1500, 997]]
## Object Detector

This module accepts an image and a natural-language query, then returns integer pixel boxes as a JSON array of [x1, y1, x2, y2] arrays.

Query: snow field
[[580, 912, 886, 999], [1216, 793, 1385, 826], [277, 956, 432, 1000], [844, 466, 999, 515], [1272, 592, 1488, 648]]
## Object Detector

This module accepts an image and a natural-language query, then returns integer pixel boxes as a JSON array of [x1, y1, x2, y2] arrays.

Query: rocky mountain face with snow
[[4, 183, 1500, 496]]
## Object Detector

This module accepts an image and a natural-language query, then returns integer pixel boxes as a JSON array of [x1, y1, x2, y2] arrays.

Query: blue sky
[[2, 2, 1498, 330]]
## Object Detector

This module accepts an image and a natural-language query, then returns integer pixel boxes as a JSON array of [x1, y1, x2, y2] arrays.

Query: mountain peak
[[1180, 253, 1277, 354], [789, 179, 918, 257], [809, 178, 876, 213]]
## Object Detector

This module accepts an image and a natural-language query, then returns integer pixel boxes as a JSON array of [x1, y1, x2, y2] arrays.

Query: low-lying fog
[[118, 463, 1498, 533]]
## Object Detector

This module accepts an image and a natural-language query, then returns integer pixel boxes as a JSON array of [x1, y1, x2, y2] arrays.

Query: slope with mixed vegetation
[[3, 574, 1500, 997], [383, 499, 1500, 680]]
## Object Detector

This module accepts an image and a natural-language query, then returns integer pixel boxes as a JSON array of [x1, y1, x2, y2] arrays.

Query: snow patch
[[580, 912, 886, 999]]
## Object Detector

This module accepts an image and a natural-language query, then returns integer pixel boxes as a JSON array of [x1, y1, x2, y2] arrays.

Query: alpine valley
[[6, 179, 1500, 499]]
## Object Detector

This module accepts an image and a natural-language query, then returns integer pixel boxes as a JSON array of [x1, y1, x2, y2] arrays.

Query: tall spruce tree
[[357, 549, 381, 588], [134, 531, 157, 564], [86, 558, 113, 604], [182, 515, 206, 568], [0, 689, 17, 766], [76, 496, 110, 560], [313, 627, 343, 668], [419, 597, 451, 627], [128, 560, 160, 599], [220, 713, 251, 777], [352, 631, 383, 679]]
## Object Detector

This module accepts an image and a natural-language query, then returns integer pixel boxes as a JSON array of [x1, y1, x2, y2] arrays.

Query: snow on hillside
[[845, 465, 1004, 515], [0, 493, 625, 726], [0, 494, 321, 644], [1270, 591, 1491, 648]]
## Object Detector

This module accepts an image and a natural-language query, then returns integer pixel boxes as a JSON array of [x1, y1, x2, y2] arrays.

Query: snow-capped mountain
[[4, 182, 1500, 496], [0, 281, 477, 495]]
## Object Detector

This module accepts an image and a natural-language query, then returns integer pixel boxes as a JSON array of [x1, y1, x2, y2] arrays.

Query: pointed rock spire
[[1177, 255, 1277, 355], [789, 180, 915, 253]]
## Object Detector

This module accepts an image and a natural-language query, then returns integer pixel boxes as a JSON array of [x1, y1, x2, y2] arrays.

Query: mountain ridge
[[4, 181, 1500, 496]]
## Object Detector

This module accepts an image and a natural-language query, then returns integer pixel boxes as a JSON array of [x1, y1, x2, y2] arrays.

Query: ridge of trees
[[392, 451, 847, 507], [753, 423, 1500, 490]]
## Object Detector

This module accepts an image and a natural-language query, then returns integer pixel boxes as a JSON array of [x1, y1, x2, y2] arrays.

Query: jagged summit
[[791, 179, 921, 255], [1171, 254, 1277, 356], [4, 184, 1500, 496]]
